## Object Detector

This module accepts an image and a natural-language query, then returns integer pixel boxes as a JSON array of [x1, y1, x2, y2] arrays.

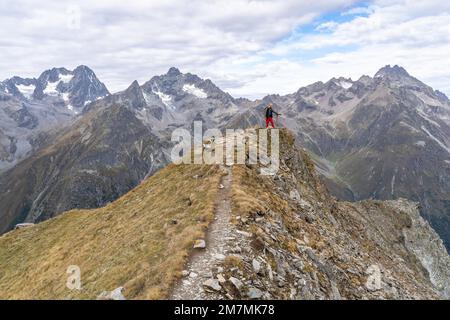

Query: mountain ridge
[[0, 129, 448, 300], [1, 65, 449, 254]]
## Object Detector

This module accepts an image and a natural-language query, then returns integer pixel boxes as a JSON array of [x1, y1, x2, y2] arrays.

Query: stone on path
[[193, 239, 206, 249], [203, 279, 222, 292]]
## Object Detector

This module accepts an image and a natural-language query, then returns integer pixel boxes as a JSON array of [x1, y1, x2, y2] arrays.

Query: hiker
[[264, 103, 280, 128]]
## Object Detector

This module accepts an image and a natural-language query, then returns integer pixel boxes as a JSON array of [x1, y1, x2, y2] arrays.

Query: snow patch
[[59, 73, 73, 84], [67, 104, 79, 114], [336, 80, 353, 89], [16, 84, 35, 99], [391, 174, 396, 196], [151, 89, 174, 109], [43, 73, 73, 96], [62, 92, 70, 102], [391, 167, 398, 196], [182, 83, 207, 98], [44, 80, 60, 96]]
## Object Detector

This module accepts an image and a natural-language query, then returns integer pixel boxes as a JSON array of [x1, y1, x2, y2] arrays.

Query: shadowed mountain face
[[0, 66, 109, 172], [1, 66, 449, 253]]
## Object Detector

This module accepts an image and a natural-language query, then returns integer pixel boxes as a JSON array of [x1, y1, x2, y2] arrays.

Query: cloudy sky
[[0, 0, 449, 98]]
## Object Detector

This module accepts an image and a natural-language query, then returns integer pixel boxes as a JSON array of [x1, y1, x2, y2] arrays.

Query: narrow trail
[[171, 164, 234, 300]]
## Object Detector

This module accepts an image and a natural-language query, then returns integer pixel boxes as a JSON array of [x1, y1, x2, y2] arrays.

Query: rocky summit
[[0, 129, 448, 300]]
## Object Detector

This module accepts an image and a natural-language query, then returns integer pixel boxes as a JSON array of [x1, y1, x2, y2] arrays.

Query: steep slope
[[0, 66, 109, 172], [0, 129, 448, 300], [89, 67, 239, 136], [208, 129, 450, 299], [0, 104, 168, 233], [0, 163, 225, 299]]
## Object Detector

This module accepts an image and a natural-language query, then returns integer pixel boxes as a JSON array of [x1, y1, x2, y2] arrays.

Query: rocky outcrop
[[393, 200, 450, 298]]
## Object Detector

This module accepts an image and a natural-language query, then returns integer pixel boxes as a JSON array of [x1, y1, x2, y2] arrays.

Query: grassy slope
[[0, 163, 224, 299]]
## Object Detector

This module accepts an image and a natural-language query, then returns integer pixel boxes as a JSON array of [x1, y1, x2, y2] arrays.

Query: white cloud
[[0, 0, 449, 99], [219, 0, 450, 98], [0, 0, 357, 94]]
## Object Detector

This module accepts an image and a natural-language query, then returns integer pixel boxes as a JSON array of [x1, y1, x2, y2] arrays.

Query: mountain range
[[0, 64, 449, 255], [0, 66, 109, 172]]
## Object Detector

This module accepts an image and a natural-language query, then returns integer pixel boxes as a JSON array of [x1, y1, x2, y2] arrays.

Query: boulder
[[193, 239, 206, 249], [252, 259, 261, 274]]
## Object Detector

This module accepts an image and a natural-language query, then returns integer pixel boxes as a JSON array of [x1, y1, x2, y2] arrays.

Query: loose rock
[[248, 287, 264, 299], [203, 279, 222, 292], [193, 239, 206, 249]]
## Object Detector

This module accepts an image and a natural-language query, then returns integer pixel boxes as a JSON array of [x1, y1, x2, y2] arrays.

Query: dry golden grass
[[231, 164, 290, 219], [0, 163, 223, 300]]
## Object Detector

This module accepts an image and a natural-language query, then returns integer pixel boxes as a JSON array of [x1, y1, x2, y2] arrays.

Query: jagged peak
[[375, 64, 411, 78], [167, 67, 181, 76], [125, 80, 141, 92], [73, 65, 96, 75]]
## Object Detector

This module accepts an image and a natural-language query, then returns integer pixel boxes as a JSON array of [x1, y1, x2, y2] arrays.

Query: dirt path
[[170, 164, 234, 300]]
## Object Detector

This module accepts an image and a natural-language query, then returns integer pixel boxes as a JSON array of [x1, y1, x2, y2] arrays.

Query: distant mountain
[[0, 68, 236, 232], [1, 129, 449, 300], [89, 67, 238, 136], [227, 65, 450, 251], [0, 103, 168, 232], [1, 65, 449, 255], [0, 66, 109, 171], [3, 65, 109, 112]]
